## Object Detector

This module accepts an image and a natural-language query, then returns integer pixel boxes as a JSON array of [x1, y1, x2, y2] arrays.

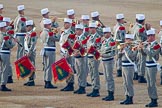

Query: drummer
[[0, 22, 15, 91]]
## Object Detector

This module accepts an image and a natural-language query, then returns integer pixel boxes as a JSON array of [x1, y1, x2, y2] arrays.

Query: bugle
[[6, 30, 23, 47], [131, 41, 150, 50], [97, 19, 105, 28]]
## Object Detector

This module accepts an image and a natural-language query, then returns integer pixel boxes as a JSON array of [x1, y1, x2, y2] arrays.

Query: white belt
[[102, 57, 113, 60], [146, 63, 157, 66], [0, 50, 10, 53], [122, 62, 134, 66], [44, 47, 56, 50], [0, 50, 10, 54], [88, 54, 93, 57], [16, 33, 26, 35]]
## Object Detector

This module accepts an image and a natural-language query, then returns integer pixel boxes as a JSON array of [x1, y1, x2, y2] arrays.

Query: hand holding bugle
[[132, 41, 150, 51], [56, 17, 80, 24], [6, 30, 23, 47], [97, 19, 105, 28], [11, 36, 23, 47]]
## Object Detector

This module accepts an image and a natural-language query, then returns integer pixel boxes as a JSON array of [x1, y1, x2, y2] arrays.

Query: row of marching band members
[[0, 4, 38, 90], [54, 10, 161, 107], [0, 3, 162, 107], [57, 16, 161, 107], [56, 11, 161, 107]]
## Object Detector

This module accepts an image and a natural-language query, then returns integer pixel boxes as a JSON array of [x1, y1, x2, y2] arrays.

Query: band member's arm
[[3, 36, 15, 49], [48, 32, 60, 42], [53, 34, 60, 41], [124, 46, 137, 60], [138, 27, 147, 42], [118, 26, 126, 42], [142, 44, 160, 57], [28, 33, 37, 54], [24, 36, 29, 53]]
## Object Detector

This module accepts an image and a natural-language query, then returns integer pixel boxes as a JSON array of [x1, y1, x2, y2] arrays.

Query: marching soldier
[[91, 11, 104, 36], [113, 14, 126, 77], [40, 19, 59, 89], [139, 29, 160, 107], [3, 17, 14, 83], [14, 5, 27, 59], [91, 11, 104, 76], [73, 24, 87, 94], [133, 14, 147, 83], [59, 18, 75, 91], [129, 14, 141, 80], [119, 34, 137, 105], [101, 27, 116, 101], [86, 22, 101, 97], [23, 20, 37, 86], [0, 22, 15, 91], [81, 15, 90, 37], [158, 20, 162, 85], [40, 8, 51, 71], [66, 9, 77, 75], [40, 8, 61, 71], [80, 15, 92, 87]]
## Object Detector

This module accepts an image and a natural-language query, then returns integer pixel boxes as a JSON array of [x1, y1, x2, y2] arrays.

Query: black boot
[[116, 70, 122, 77], [99, 72, 104, 75], [87, 89, 100, 97], [44, 81, 47, 88], [120, 95, 129, 104], [124, 96, 133, 105], [145, 98, 158, 107], [7, 76, 13, 83], [1, 85, 12, 91], [87, 82, 92, 87], [160, 76, 162, 85], [138, 76, 147, 83], [74, 86, 86, 94], [102, 91, 114, 101], [24, 73, 35, 86], [133, 73, 138, 80], [24, 80, 35, 86], [60, 83, 74, 91], [44, 81, 57, 89]]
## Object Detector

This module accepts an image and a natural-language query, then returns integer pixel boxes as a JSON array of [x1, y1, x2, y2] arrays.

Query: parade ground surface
[[1, 0, 162, 108]]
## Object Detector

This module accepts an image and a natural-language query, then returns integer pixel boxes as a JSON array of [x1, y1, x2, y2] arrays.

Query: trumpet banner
[[88, 46, 100, 60], [62, 40, 74, 55], [73, 41, 86, 56], [52, 58, 73, 83], [14, 56, 35, 79]]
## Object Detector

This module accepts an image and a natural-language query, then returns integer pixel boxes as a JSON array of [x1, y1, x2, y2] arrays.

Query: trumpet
[[131, 41, 150, 51], [116, 41, 135, 50], [55, 17, 80, 23], [97, 19, 105, 28], [57, 18, 64, 22], [51, 27, 60, 34]]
